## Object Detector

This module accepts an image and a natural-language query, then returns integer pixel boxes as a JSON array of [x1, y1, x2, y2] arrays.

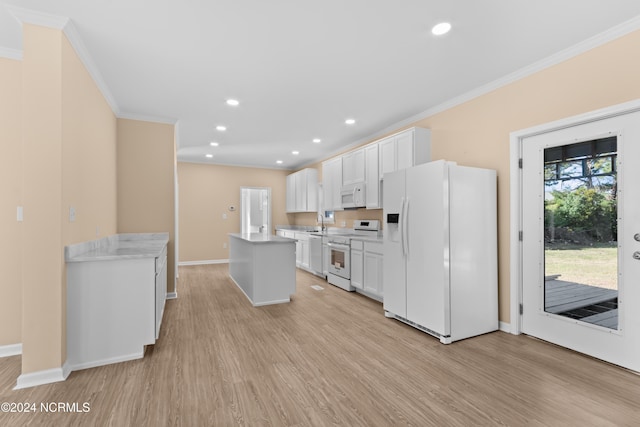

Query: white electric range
[[327, 220, 380, 291]]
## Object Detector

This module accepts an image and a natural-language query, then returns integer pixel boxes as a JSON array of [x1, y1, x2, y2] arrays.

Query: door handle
[[399, 197, 405, 257], [634, 251, 640, 261], [635, 233, 640, 242]]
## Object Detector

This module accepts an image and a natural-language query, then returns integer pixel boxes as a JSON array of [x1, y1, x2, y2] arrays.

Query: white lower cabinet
[[363, 242, 383, 297], [294, 232, 311, 270], [351, 240, 383, 298], [350, 240, 364, 290], [66, 234, 168, 372]]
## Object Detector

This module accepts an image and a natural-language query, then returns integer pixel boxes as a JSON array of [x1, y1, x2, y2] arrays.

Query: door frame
[[509, 98, 640, 335], [240, 186, 272, 234]]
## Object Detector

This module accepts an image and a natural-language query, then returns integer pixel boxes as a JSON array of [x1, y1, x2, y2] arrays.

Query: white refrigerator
[[383, 160, 498, 343]]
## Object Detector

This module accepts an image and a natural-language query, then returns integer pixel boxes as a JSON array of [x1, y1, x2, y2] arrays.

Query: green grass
[[544, 243, 618, 289]]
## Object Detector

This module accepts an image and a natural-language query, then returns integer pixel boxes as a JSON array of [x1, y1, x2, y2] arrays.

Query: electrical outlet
[[340, 221, 346, 227], [222, 213, 228, 220], [69, 206, 76, 222], [223, 242, 228, 249]]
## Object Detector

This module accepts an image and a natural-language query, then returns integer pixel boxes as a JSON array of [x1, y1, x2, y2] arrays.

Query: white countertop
[[229, 233, 296, 244], [65, 233, 169, 262]]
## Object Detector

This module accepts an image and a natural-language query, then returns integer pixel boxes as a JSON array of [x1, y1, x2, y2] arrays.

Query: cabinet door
[[305, 169, 318, 212], [155, 253, 167, 340], [322, 162, 332, 212], [396, 130, 415, 171], [286, 174, 296, 212], [379, 138, 396, 177], [342, 152, 354, 186], [295, 171, 305, 211], [351, 249, 364, 290], [301, 240, 310, 269], [295, 239, 302, 266], [365, 144, 379, 209], [355, 148, 366, 183], [330, 158, 343, 210], [364, 251, 383, 297]]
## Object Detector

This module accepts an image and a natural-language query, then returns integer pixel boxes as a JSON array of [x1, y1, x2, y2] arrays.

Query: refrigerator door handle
[[399, 197, 406, 256], [403, 198, 410, 257]]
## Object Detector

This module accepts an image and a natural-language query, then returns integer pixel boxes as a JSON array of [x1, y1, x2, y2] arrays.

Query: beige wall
[[20, 24, 118, 373], [177, 162, 289, 262], [0, 58, 22, 347], [413, 29, 640, 323], [117, 119, 176, 292], [62, 37, 118, 245], [290, 29, 640, 324]]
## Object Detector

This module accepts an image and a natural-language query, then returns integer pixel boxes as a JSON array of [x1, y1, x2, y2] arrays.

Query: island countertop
[[65, 233, 169, 262], [228, 233, 295, 244]]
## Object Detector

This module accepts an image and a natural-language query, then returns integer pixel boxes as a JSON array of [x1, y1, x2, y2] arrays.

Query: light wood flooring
[[1, 264, 639, 426]]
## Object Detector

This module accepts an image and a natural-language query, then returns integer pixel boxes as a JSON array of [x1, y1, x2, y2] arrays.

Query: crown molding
[[117, 111, 177, 125], [5, 4, 68, 29], [309, 12, 640, 169], [0, 46, 21, 60], [376, 13, 640, 136], [62, 20, 120, 114], [6, 5, 121, 115]]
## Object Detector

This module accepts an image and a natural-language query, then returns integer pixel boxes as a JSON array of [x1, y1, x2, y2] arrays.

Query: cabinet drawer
[[351, 240, 364, 251], [364, 241, 383, 254]]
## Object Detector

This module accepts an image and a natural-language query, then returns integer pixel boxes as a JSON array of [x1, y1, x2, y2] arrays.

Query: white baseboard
[[166, 291, 178, 300], [14, 361, 71, 390], [499, 321, 512, 334], [178, 259, 229, 266], [0, 343, 22, 358], [67, 351, 143, 373], [253, 298, 291, 307]]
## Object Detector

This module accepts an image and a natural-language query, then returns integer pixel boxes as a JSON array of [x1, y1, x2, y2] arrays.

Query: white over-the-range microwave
[[341, 182, 366, 208]]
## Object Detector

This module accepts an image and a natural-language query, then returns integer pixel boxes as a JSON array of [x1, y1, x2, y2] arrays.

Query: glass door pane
[[543, 137, 618, 330]]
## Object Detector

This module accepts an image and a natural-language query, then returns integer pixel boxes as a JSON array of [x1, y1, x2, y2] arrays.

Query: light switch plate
[[69, 206, 76, 222], [17, 206, 23, 222]]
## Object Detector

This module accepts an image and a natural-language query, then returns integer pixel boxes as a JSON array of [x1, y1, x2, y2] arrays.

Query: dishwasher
[[309, 234, 324, 277]]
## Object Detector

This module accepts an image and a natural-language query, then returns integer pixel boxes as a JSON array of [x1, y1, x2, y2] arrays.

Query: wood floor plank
[[1, 264, 639, 426]]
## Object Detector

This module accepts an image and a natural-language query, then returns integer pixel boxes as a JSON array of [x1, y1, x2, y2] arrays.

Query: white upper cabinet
[[286, 168, 318, 213], [379, 127, 431, 179], [342, 148, 365, 186], [312, 127, 430, 212], [365, 143, 380, 209], [322, 157, 343, 211], [286, 173, 296, 213]]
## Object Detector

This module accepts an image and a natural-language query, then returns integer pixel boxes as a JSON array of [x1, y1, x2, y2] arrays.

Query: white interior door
[[521, 110, 640, 372]]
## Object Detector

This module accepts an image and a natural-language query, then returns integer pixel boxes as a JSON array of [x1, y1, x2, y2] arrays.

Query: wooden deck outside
[[544, 278, 618, 328]]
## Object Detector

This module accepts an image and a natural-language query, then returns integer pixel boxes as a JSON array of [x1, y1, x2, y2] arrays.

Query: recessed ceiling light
[[205, 154, 213, 158], [432, 22, 451, 36], [345, 118, 356, 125], [216, 125, 226, 131], [276, 160, 283, 164], [226, 99, 239, 106], [210, 142, 219, 147], [292, 151, 300, 155], [312, 138, 321, 143]]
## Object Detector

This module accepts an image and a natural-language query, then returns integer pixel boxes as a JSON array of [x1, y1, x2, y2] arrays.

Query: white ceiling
[[2, 1, 640, 170]]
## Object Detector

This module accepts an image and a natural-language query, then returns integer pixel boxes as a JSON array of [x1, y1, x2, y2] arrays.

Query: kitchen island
[[65, 233, 169, 373], [228, 233, 296, 306]]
